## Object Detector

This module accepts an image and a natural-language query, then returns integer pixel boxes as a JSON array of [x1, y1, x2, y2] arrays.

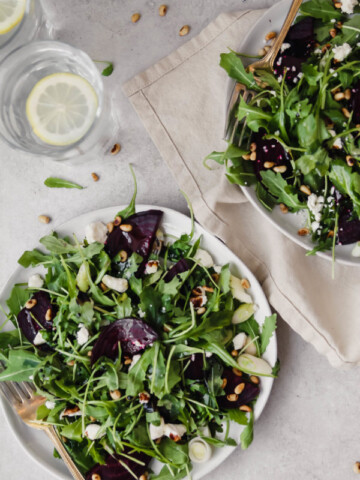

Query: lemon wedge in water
[[26, 72, 98, 146], [0, 0, 26, 35]]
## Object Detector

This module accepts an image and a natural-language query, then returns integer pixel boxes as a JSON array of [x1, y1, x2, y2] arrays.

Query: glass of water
[[0, 40, 114, 161], [0, 0, 52, 58]]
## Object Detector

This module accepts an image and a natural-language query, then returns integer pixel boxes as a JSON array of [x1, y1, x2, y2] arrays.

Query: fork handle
[[45, 426, 84, 479], [264, 0, 304, 68]]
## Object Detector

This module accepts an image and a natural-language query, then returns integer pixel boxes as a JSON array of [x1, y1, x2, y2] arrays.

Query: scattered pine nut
[[346, 155, 354, 167], [298, 228, 310, 236], [227, 394, 239, 402], [239, 405, 252, 412], [265, 31, 277, 41], [300, 184, 311, 196], [329, 28, 337, 38], [107, 222, 114, 233], [234, 383, 245, 395], [344, 88, 351, 100], [240, 278, 250, 289], [211, 273, 220, 282], [90, 416, 97, 422], [119, 250, 128, 262], [38, 215, 50, 224], [100, 282, 107, 291], [334, 2, 341, 7], [197, 307, 206, 315], [334, 92, 345, 101], [231, 349, 238, 357], [159, 4, 167, 16], [250, 152, 257, 161], [258, 48, 266, 56], [273, 165, 287, 173], [342, 107, 351, 118], [353, 462, 360, 474], [232, 368, 243, 377], [25, 299, 37, 309], [250, 143, 257, 152], [139, 475, 148, 480], [45, 308, 52, 321], [92, 474, 101, 480], [279, 203, 289, 214], [242, 154, 251, 161], [110, 390, 121, 401], [67, 360, 75, 366], [327, 230, 334, 238], [87, 350, 92, 357], [110, 143, 121, 155], [91, 172, 99, 182], [131, 13, 141, 23], [264, 161, 275, 169], [221, 378, 227, 389], [120, 224, 133, 232], [124, 358, 132, 365], [114, 216, 122, 227], [179, 25, 190, 36], [202, 286, 214, 293], [250, 375, 260, 384]]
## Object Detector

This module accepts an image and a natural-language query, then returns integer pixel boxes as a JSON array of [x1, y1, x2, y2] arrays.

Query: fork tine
[[10, 381, 31, 402], [0, 381, 17, 404]]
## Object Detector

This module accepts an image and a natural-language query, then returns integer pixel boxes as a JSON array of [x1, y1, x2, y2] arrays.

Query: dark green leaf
[[101, 62, 114, 76], [220, 52, 259, 91], [6, 286, 30, 316], [260, 171, 303, 211], [18, 249, 52, 268], [0, 350, 41, 381], [44, 177, 83, 189], [260, 314, 277, 355]]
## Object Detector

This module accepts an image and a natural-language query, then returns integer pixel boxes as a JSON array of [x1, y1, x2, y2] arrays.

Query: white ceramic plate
[[0, 205, 277, 479], [227, 0, 359, 267]]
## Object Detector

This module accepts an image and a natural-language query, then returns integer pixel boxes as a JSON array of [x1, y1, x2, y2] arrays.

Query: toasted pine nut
[[124, 358, 132, 365], [327, 230, 334, 238], [234, 383, 245, 395], [110, 390, 121, 401], [344, 88, 351, 100], [45, 308, 52, 321], [197, 307, 206, 315], [346, 155, 354, 167], [250, 142, 257, 152], [321, 43, 331, 54], [25, 299, 37, 309], [265, 31, 277, 41], [232, 368, 243, 377], [131, 13, 141, 23], [100, 282, 107, 291], [334, 2, 341, 7], [264, 161, 275, 169], [63, 406, 80, 416], [120, 224, 133, 232], [90, 416, 96, 422], [67, 360, 75, 366], [91, 172, 99, 182], [298, 228, 310, 236], [353, 462, 360, 474], [139, 475, 148, 480], [300, 185, 311, 196], [242, 154, 251, 161], [250, 152, 257, 161], [231, 349, 238, 357], [279, 203, 289, 214], [38, 215, 50, 224], [221, 378, 227, 389], [107, 222, 114, 233], [334, 92, 345, 101], [273, 165, 287, 173], [329, 28, 337, 38], [239, 405, 252, 412], [342, 107, 351, 118], [110, 143, 121, 155], [250, 375, 260, 384], [119, 250, 128, 262], [227, 394, 239, 402], [114, 216, 122, 227], [92, 474, 101, 480], [87, 350, 92, 357], [159, 4, 167, 16], [179, 25, 190, 36], [240, 278, 250, 289]]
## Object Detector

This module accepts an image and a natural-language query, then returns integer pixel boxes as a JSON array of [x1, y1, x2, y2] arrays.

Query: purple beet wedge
[[217, 367, 260, 409], [86, 449, 151, 480]]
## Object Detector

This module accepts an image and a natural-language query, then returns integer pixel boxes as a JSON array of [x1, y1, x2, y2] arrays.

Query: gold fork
[[225, 0, 304, 144], [0, 379, 84, 480]]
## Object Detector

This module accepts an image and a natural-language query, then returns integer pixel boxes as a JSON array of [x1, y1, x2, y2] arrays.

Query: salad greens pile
[[208, 0, 360, 258], [0, 178, 277, 480]]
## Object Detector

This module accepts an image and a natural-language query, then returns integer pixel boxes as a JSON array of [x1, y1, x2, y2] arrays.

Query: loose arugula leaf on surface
[[44, 177, 84, 189]]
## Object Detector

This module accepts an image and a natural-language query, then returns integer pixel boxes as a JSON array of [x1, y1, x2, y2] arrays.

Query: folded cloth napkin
[[123, 9, 360, 368]]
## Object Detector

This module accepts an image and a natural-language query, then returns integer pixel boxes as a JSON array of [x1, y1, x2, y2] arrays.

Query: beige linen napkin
[[123, 9, 360, 368]]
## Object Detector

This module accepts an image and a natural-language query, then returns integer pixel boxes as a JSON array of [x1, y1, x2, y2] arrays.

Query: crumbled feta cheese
[[277, 75, 283, 83], [33, 331, 46, 346], [76, 323, 89, 346], [164, 423, 187, 440], [28, 274, 44, 289], [149, 418, 165, 440], [352, 241, 360, 257], [85, 222, 108, 244], [311, 221, 320, 232], [138, 308, 146, 318], [84, 424, 105, 440], [333, 43, 352, 62], [145, 260, 159, 275], [193, 248, 214, 268], [329, 68, 335, 73], [205, 352, 213, 358], [314, 48, 322, 55], [102, 275, 128, 293], [188, 437, 212, 463], [329, 129, 336, 137], [274, 130, 280, 136], [333, 137, 343, 149], [129, 354, 141, 370], [280, 42, 291, 53], [341, 0, 358, 14], [233, 332, 247, 351], [307, 194, 324, 223], [29, 375, 34, 381], [45, 401, 56, 410]]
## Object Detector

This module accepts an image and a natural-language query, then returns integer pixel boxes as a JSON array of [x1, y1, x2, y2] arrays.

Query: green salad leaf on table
[[0, 174, 277, 480], [208, 0, 360, 261]]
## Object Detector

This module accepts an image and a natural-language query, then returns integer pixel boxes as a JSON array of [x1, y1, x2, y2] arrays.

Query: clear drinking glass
[[0, 40, 114, 161], [0, 0, 52, 58]]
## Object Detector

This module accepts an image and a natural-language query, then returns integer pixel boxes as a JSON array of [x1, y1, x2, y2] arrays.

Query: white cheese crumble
[[45, 401, 55, 410], [307, 194, 324, 223], [85, 222, 108, 244], [341, 0, 358, 14], [314, 48, 322, 55], [164, 423, 187, 440], [149, 418, 166, 440], [102, 275, 128, 293], [138, 308, 146, 318], [233, 332, 247, 351], [33, 331, 46, 346], [280, 42, 291, 53], [333, 43, 352, 62], [84, 424, 105, 440], [145, 260, 159, 275], [76, 323, 89, 346], [129, 354, 141, 370], [193, 248, 214, 268], [28, 274, 44, 288], [333, 137, 343, 149]]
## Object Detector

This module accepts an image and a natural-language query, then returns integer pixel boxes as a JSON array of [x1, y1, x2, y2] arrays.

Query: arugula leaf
[[225, 160, 257, 186], [226, 408, 248, 425], [126, 346, 154, 396], [40, 234, 77, 255], [116, 164, 137, 219], [0, 330, 21, 349], [44, 177, 84, 189], [0, 350, 41, 381], [151, 465, 190, 480], [101, 62, 114, 76], [260, 171, 304, 211], [220, 52, 259, 91], [255, 182, 276, 211], [339, 16, 360, 44], [300, 0, 342, 21], [6, 286, 30, 316], [329, 160, 360, 215], [260, 314, 277, 355], [296, 148, 331, 176], [18, 249, 52, 268], [240, 410, 254, 449]]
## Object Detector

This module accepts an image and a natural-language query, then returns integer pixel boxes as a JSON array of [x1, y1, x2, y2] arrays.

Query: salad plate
[[222, 0, 360, 267], [0, 204, 277, 480]]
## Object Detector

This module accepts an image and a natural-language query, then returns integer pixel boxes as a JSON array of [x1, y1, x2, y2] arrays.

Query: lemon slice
[[0, 0, 26, 35], [26, 72, 99, 146]]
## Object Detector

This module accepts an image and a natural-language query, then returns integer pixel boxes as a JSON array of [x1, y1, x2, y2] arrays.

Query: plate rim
[[0, 203, 277, 480]]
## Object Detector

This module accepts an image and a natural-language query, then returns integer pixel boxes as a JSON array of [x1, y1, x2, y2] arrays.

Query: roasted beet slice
[[217, 368, 260, 409], [86, 449, 150, 480], [287, 17, 314, 43], [274, 54, 304, 84], [163, 258, 190, 283], [91, 318, 158, 364], [252, 131, 291, 181], [338, 217, 360, 245], [17, 291, 56, 346], [184, 353, 205, 380], [105, 210, 163, 259], [351, 80, 360, 124]]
